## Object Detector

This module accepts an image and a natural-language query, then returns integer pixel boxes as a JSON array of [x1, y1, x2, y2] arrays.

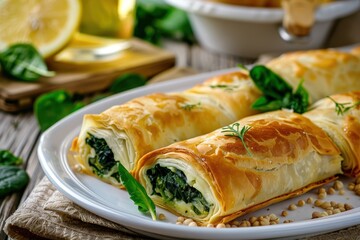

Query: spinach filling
[[85, 133, 120, 182], [146, 164, 211, 215]]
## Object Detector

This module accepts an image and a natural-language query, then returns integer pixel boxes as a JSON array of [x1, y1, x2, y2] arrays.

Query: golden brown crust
[[266, 49, 360, 102], [134, 111, 343, 224], [304, 91, 360, 177], [72, 70, 261, 174]]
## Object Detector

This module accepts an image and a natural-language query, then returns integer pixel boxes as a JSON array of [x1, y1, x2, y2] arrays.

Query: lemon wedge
[[0, 0, 81, 58]]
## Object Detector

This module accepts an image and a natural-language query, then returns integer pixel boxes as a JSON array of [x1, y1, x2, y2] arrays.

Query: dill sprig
[[327, 96, 360, 116], [221, 123, 252, 156], [180, 102, 201, 111]]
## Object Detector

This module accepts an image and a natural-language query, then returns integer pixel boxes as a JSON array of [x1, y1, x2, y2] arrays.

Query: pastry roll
[[72, 49, 360, 187], [266, 49, 360, 101], [71, 71, 261, 185], [304, 91, 360, 177], [133, 110, 343, 224]]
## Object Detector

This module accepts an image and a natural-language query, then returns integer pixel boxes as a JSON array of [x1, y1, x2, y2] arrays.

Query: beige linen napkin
[[4, 177, 152, 240]]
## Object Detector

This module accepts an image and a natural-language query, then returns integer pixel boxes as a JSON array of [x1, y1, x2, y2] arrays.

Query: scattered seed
[[281, 210, 288, 217], [177, 216, 185, 223], [297, 200, 305, 207], [327, 187, 336, 195], [189, 222, 198, 227], [183, 218, 194, 225], [158, 213, 166, 220], [288, 204, 297, 211], [318, 192, 327, 199], [333, 180, 344, 190], [306, 197, 314, 204], [216, 223, 226, 228]]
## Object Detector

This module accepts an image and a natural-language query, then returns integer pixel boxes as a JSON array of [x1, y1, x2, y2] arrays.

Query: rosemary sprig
[[221, 123, 252, 156], [180, 102, 201, 111], [327, 96, 360, 116]]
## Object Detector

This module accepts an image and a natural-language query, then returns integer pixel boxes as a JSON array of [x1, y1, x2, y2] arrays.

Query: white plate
[[38, 69, 360, 240]]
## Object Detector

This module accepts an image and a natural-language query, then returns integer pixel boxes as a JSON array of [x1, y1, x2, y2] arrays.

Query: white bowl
[[165, 0, 360, 58]]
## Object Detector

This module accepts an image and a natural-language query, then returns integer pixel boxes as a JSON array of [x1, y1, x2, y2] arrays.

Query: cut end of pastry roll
[[71, 114, 136, 186], [134, 111, 343, 224], [305, 91, 360, 178]]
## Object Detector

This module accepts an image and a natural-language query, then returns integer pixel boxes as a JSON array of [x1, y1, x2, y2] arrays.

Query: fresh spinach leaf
[[0, 150, 23, 166], [34, 90, 85, 131], [0, 166, 29, 197], [109, 73, 147, 94], [250, 65, 293, 100], [134, 0, 195, 45], [0, 43, 55, 81], [147, 164, 210, 215], [249, 65, 309, 113], [117, 162, 157, 220]]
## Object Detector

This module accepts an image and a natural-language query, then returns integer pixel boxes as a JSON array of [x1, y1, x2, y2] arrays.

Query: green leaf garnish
[[0, 43, 55, 81], [117, 163, 157, 220], [109, 73, 147, 94], [327, 96, 360, 116], [221, 123, 252, 156], [0, 150, 23, 166], [34, 90, 85, 131], [0, 166, 29, 197], [134, 0, 195, 45], [250, 65, 309, 113]]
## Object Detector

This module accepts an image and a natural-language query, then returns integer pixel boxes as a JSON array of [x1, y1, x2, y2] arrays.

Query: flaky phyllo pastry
[[71, 49, 360, 187], [304, 91, 360, 177], [134, 92, 360, 225], [71, 71, 261, 185]]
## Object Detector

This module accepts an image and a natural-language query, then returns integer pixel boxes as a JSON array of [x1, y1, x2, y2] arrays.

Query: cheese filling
[[85, 133, 121, 183], [146, 164, 212, 217]]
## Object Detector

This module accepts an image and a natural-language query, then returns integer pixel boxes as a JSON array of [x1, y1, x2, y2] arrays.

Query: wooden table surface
[[0, 40, 359, 240]]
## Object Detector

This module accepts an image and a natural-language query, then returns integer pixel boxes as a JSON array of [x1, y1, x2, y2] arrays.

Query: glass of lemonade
[[57, 0, 136, 62]]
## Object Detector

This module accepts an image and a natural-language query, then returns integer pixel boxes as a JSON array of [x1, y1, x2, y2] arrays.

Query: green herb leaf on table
[[134, 0, 195, 45], [0, 150, 23, 166], [221, 123, 252, 157], [34, 90, 85, 131], [0, 43, 55, 81], [327, 96, 360, 116], [117, 162, 157, 220], [0, 166, 29, 197], [109, 73, 147, 94], [249, 65, 309, 113]]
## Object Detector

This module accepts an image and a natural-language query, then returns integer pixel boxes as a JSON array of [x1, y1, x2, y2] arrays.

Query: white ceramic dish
[[165, 0, 360, 58], [38, 69, 360, 240]]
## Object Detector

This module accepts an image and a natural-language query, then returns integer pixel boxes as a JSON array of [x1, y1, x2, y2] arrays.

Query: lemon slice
[[0, 0, 81, 58]]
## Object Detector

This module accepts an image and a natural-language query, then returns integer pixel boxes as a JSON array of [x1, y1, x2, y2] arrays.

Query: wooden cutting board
[[0, 38, 175, 112]]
